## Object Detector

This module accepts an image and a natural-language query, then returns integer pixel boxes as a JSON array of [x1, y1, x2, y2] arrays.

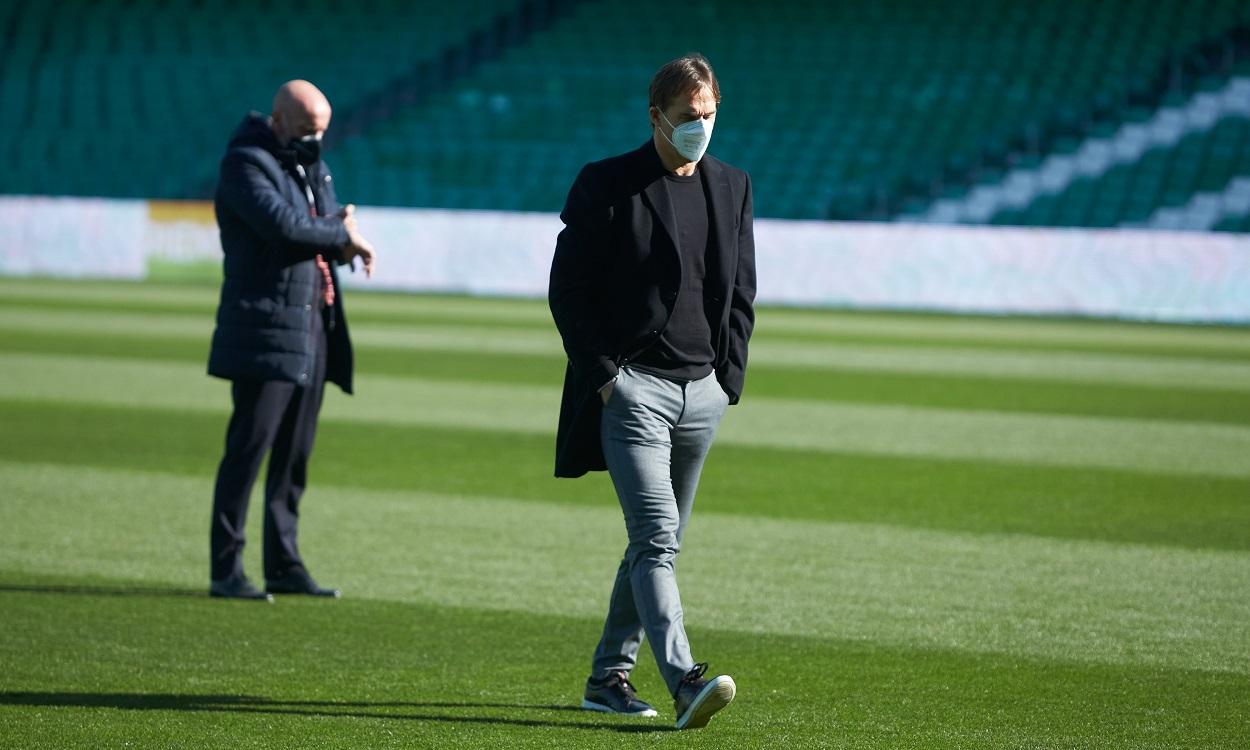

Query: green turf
[[2, 579, 1245, 750], [4, 277, 1250, 360], [4, 579, 1244, 750], [3, 461, 1245, 670], [3, 327, 1247, 424], [2, 400, 1248, 551], [2, 279, 1249, 749]]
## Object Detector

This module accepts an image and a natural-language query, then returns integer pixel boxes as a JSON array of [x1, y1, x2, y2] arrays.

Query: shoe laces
[[681, 662, 709, 685], [602, 670, 640, 700], [608, 671, 639, 699]]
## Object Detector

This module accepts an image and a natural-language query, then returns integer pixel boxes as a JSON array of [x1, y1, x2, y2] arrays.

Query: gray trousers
[[591, 366, 729, 695]]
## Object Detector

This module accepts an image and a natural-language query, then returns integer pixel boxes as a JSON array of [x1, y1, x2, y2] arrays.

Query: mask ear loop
[[658, 108, 711, 162], [656, 108, 681, 153]]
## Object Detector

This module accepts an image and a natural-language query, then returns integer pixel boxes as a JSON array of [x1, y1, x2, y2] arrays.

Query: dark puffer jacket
[[207, 113, 355, 393]]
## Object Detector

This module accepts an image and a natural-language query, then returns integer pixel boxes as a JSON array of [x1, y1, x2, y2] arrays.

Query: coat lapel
[[641, 170, 680, 256], [700, 156, 737, 290]]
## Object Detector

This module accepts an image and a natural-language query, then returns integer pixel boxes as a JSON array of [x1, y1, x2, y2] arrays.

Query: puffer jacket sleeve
[[218, 147, 349, 261]]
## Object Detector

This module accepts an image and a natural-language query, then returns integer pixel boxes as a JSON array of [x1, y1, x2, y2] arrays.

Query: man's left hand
[[344, 228, 376, 279]]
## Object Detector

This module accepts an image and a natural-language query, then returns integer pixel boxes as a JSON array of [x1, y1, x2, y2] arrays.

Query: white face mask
[[658, 108, 713, 163]]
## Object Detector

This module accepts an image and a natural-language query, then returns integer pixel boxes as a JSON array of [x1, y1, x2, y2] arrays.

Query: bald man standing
[[207, 80, 375, 601]]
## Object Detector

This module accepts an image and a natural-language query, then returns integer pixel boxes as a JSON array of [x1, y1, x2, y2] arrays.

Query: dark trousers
[[210, 317, 327, 581]]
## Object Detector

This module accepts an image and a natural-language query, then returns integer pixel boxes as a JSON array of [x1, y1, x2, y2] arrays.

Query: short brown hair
[[648, 53, 721, 111]]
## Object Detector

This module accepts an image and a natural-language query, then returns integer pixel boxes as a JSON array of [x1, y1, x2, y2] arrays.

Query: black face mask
[[291, 135, 322, 166]]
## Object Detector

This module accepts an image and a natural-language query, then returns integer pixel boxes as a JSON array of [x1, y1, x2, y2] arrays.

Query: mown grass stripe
[[0, 279, 217, 308], [6, 307, 1250, 391], [760, 307, 1250, 353], [3, 351, 1249, 479], [718, 398, 1250, 479], [3, 460, 1247, 675], [4, 327, 1249, 426], [5, 278, 1250, 359], [754, 341, 1250, 390], [0, 280, 557, 325], [4, 398, 1248, 551], [3, 580, 1245, 749]]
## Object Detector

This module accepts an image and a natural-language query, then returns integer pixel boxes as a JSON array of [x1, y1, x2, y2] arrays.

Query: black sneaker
[[209, 575, 273, 602], [673, 662, 736, 730], [581, 671, 658, 717], [265, 568, 341, 598]]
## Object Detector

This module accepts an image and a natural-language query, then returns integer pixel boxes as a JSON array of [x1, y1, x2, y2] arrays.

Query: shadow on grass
[[0, 692, 675, 734], [0, 583, 204, 598]]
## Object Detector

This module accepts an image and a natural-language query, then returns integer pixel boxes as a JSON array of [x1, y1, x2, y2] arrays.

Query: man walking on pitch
[[549, 54, 756, 729], [207, 80, 375, 601]]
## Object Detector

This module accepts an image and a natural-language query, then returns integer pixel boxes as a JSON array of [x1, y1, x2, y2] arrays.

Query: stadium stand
[[985, 101, 1250, 233], [911, 74, 1250, 230], [902, 31, 1250, 232], [329, 0, 1250, 223], [0, 0, 546, 198], [0, 0, 1248, 231]]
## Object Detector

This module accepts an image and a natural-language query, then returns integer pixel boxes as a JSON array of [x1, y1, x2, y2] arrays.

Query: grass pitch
[[1, 278, 1248, 749]]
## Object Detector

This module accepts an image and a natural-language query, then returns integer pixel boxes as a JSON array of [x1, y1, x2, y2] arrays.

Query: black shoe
[[209, 575, 273, 602], [581, 671, 658, 717], [673, 663, 736, 730], [265, 568, 341, 598]]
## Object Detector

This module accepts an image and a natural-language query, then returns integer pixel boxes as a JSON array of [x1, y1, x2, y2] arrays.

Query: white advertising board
[[1, 197, 1247, 323]]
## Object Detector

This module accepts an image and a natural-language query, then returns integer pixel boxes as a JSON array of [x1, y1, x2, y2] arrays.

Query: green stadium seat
[[0, 0, 524, 198]]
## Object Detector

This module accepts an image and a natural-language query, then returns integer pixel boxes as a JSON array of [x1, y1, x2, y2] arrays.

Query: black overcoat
[[549, 140, 757, 478], [207, 113, 355, 393]]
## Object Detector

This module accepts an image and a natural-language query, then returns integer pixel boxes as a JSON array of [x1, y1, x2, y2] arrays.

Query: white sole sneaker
[[580, 698, 658, 717], [675, 675, 736, 730]]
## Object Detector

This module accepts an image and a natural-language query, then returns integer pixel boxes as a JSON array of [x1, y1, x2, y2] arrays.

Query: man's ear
[[648, 106, 660, 130]]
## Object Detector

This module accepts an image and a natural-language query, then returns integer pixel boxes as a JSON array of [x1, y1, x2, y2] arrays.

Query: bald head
[[271, 80, 332, 145]]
